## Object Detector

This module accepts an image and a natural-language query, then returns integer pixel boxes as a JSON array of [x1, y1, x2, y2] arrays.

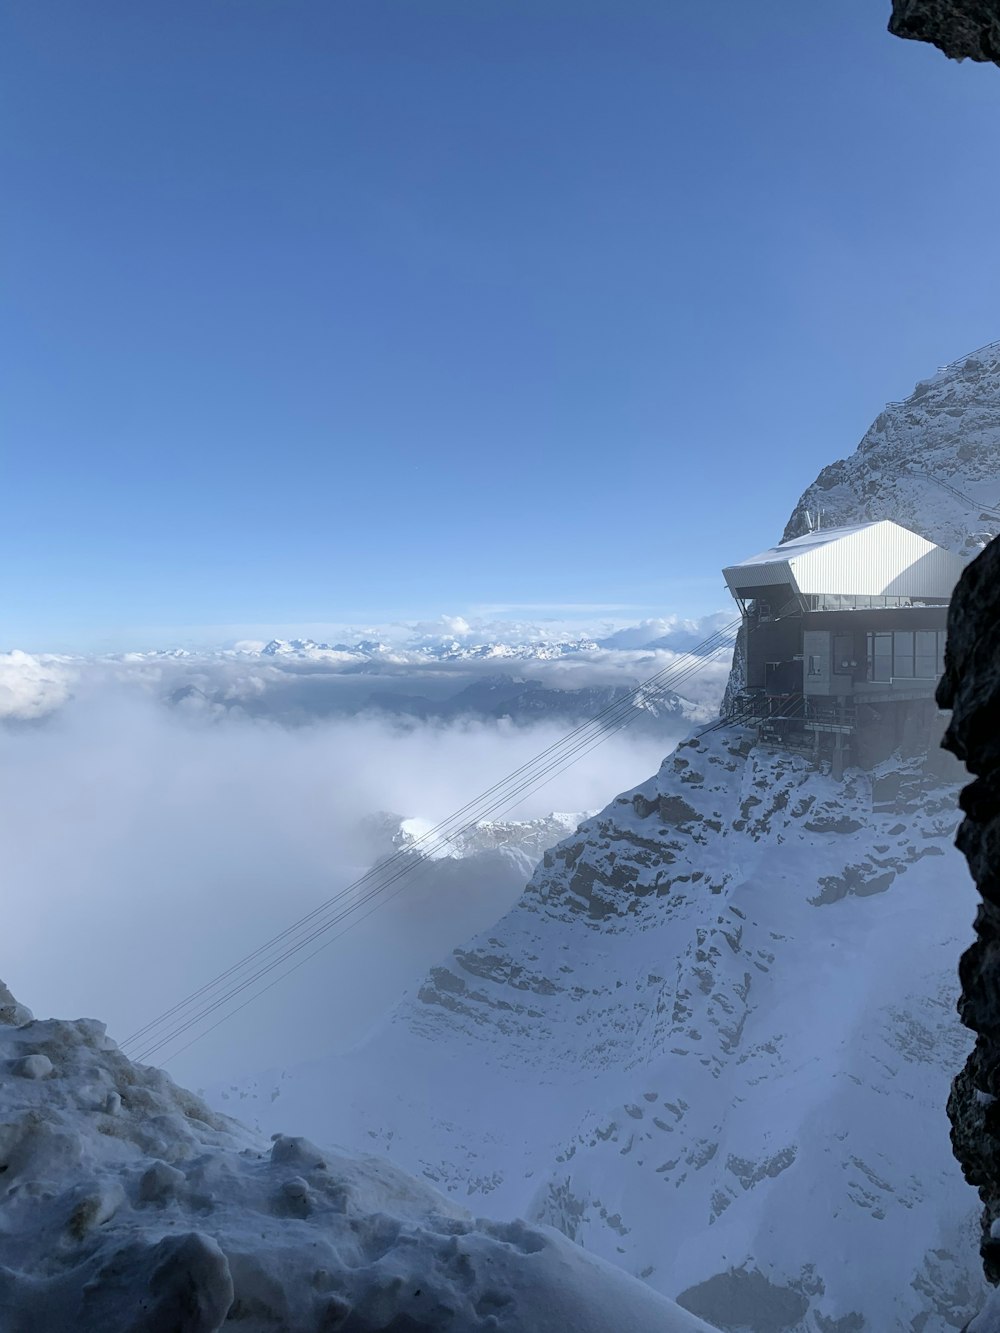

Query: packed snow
[[0, 979, 716, 1332]]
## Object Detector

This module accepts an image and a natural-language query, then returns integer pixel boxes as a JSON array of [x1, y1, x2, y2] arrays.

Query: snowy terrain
[[0, 979, 717, 1333], [208, 343, 1000, 1330], [220, 735, 985, 1330], [361, 810, 591, 878]]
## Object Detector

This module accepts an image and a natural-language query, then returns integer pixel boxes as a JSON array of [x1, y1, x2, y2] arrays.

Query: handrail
[[883, 339, 1000, 410]]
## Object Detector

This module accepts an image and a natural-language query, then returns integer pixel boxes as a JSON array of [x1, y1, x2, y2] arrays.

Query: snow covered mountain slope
[[0, 979, 717, 1333], [227, 734, 984, 1330], [363, 810, 590, 877], [213, 346, 1000, 1331], [785, 340, 1000, 553]]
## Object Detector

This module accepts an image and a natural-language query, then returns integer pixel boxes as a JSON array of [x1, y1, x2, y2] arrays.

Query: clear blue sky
[[3, 1, 1000, 650]]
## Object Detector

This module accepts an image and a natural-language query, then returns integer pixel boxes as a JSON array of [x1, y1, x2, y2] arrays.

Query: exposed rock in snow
[[359, 810, 590, 873], [0, 980, 717, 1333], [890, 0, 1000, 65]]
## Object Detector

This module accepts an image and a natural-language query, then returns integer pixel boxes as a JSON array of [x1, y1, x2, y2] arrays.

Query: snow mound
[[0, 980, 715, 1332]]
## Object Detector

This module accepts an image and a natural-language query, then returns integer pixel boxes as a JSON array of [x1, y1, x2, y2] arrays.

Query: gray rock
[[938, 537, 1000, 1278], [889, 0, 1000, 66]]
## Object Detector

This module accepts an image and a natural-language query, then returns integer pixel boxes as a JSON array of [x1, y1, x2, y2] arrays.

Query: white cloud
[[0, 651, 75, 720], [0, 687, 680, 1087]]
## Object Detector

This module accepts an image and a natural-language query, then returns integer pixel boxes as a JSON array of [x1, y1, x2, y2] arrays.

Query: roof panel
[[722, 520, 966, 600]]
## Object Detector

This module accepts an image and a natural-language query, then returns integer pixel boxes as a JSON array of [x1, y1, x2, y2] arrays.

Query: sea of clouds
[[0, 612, 732, 1086]]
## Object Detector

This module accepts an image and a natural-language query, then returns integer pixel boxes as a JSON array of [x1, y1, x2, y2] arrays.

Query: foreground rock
[[0, 980, 714, 1333], [938, 540, 1000, 1331], [890, 0, 1000, 65]]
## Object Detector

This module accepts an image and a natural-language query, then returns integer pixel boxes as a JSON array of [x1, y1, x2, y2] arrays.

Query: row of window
[[803, 594, 940, 612], [866, 630, 946, 682], [806, 630, 947, 682]]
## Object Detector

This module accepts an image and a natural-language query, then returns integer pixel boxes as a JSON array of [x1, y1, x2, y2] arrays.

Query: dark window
[[807, 654, 823, 677], [915, 630, 937, 680], [893, 630, 915, 678], [868, 632, 892, 682]]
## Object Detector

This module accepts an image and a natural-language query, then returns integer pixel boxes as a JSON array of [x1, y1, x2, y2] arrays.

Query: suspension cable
[[125, 618, 741, 1063]]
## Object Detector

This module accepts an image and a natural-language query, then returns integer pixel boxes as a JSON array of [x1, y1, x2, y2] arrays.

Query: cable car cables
[[123, 617, 741, 1064]]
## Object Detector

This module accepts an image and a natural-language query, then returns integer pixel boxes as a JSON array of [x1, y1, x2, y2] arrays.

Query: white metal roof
[[722, 520, 965, 600]]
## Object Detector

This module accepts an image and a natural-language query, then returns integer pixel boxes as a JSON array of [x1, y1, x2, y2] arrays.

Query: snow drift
[[0, 978, 716, 1333]]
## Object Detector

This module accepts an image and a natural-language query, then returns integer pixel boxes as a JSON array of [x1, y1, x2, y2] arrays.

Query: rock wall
[[889, 0, 1000, 65], [939, 538, 1000, 1280]]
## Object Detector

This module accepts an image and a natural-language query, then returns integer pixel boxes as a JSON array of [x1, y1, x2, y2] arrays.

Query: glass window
[[915, 630, 938, 679], [808, 654, 823, 677], [868, 632, 892, 682], [894, 631, 914, 678]]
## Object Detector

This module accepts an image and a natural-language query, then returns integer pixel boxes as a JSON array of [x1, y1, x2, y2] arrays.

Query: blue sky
[[3, 1, 1000, 651]]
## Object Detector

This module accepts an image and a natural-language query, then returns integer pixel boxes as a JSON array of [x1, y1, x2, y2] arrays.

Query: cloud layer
[[0, 684, 684, 1087]]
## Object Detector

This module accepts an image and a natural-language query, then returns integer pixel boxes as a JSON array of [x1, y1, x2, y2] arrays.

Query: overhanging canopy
[[722, 520, 965, 602]]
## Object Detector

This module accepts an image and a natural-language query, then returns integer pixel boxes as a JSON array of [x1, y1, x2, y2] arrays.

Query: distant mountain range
[[248, 613, 735, 666]]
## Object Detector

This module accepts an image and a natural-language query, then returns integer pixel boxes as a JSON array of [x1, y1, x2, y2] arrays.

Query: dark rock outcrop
[[938, 537, 1000, 1278], [890, 0, 1000, 65]]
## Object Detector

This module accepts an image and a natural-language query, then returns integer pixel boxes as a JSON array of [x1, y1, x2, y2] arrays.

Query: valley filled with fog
[[0, 615, 729, 1090]]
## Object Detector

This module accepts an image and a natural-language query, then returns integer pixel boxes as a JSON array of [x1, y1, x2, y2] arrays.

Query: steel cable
[[125, 619, 741, 1062]]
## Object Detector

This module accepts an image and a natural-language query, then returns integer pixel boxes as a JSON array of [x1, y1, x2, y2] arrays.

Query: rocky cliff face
[[890, 0, 1000, 66], [938, 540, 1000, 1296]]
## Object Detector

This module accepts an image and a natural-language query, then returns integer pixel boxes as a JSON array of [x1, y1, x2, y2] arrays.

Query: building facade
[[722, 521, 966, 773]]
